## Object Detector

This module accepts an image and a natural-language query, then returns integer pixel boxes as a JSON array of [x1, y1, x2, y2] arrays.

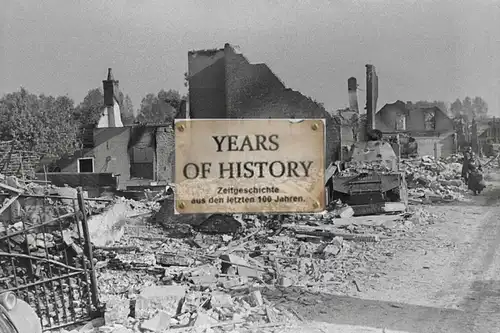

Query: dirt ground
[[269, 177, 500, 333]]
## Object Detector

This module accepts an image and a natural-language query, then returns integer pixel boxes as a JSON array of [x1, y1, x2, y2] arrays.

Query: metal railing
[[0, 188, 101, 331]]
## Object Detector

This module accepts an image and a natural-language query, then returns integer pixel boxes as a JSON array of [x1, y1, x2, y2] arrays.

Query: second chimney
[[348, 77, 359, 113]]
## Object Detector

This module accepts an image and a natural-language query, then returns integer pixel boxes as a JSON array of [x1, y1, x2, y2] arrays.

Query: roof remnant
[[188, 48, 223, 57]]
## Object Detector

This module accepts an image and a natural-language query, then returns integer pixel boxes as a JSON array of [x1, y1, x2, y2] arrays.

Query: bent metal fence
[[0, 188, 103, 331]]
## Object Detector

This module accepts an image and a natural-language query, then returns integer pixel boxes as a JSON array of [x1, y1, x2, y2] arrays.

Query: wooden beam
[[0, 193, 21, 215], [0, 182, 23, 194]]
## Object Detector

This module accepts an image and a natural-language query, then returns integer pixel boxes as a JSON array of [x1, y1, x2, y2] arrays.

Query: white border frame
[[77, 157, 95, 173]]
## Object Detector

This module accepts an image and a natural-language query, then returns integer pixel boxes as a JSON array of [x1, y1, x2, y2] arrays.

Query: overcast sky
[[1, 0, 499, 115]]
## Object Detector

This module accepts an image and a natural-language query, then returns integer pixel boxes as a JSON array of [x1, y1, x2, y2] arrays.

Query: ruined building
[[187, 43, 341, 165], [376, 101, 456, 157], [49, 69, 177, 192]]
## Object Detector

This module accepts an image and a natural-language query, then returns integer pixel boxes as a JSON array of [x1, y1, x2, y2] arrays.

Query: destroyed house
[[476, 117, 500, 156], [187, 43, 341, 165], [0, 141, 41, 178], [52, 124, 176, 190], [335, 109, 361, 145], [46, 69, 180, 192], [477, 117, 500, 143], [375, 100, 457, 157]]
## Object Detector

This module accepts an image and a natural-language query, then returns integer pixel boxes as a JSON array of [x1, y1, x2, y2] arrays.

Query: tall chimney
[[471, 118, 478, 154], [365, 64, 378, 131], [101, 68, 124, 128], [348, 77, 359, 113], [103, 68, 117, 107]]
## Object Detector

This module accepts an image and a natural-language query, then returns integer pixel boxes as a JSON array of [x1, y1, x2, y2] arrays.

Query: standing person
[[467, 152, 485, 195], [468, 152, 482, 171], [462, 147, 473, 183]]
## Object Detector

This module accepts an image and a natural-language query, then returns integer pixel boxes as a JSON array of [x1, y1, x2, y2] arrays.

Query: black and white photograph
[[1, 0, 500, 332]]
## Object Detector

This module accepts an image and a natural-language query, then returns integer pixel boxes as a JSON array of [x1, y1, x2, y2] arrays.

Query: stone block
[[140, 311, 171, 332], [135, 285, 186, 319]]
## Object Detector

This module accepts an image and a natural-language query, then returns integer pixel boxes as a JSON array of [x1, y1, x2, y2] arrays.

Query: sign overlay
[[174, 119, 325, 214]]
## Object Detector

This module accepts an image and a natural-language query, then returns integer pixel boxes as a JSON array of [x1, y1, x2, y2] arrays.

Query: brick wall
[[224, 45, 285, 119], [155, 126, 175, 182], [187, 44, 341, 165], [377, 102, 454, 134], [188, 49, 227, 118], [223, 45, 340, 166], [0, 142, 40, 178]]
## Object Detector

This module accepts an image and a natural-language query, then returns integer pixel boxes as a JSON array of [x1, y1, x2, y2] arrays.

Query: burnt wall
[[188, 50, 227, 118], [155, 126, 175, 182], [377, 103, 454, 134], [224, 45, 339, 166], [224, 45, 285, 119]]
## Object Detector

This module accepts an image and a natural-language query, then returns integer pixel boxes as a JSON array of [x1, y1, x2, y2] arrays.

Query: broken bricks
[[336, 205, 354, 218], [248, 290, 264, 307], [210, 291, 234, 308], [104, 295, 130, 325], [140, 311, 171, 332], [189, 264, 219, 287], [134, 285, 187, 320], [155, 252, 193, 267], [219, 254, 262, 278]]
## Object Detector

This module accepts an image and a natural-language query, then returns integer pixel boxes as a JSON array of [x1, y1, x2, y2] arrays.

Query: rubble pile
[[2, 156, 483, 332], [54, 206, 422, 333], [335, 154, 475, 202], [89, 219, 297, 332], [337, 160, 395, 176], [0, 174, 113, 327], [407, 206, 440, 226], [400, 156, 468, 202]]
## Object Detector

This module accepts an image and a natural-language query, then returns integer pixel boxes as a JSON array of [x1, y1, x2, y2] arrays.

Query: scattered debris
[[400, 155, 470, 202], [0, 153, 487, 332]]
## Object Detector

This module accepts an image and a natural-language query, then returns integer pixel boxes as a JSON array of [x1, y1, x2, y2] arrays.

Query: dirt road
[[266, 179, 500, 333]]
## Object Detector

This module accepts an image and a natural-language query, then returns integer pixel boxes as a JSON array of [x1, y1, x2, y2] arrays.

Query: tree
[[472, 96, 488, 119], [121, 94, 135, 125], [414, 100, 448, 114], [449, 96, 488, 120], [450, 99, 463, 118], [463, 97, 473, 116], [0, 88, 79, 158], [159, 89, 182, 110], [75, 88, 136, 127], [136, 89, 184, 124], [136, 93, 160, 123], [74, 88, 104, 127]]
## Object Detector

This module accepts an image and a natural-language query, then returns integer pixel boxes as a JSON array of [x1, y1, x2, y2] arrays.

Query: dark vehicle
[[331, 136, 408, 216]]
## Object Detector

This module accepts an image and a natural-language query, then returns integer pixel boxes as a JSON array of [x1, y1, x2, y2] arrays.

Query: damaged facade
[[56, 125, 176, 190], [375, 100, 457, 158], [50, 69, 178, 191], [187, 43, 341, 165], [476, 117, 500, 156], [0, 141, 41, 178]]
